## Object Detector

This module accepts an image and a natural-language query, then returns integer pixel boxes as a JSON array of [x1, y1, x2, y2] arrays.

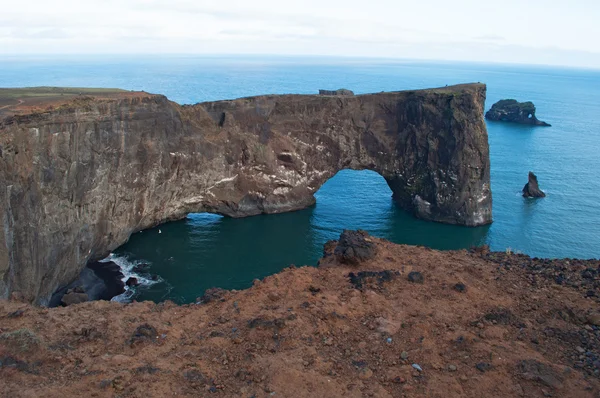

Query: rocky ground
[[0, 231, 599, 397]]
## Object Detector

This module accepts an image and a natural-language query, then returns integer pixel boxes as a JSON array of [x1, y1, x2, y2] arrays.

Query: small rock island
[[485, 99, 551, 126], [523, 171, 546, 198]]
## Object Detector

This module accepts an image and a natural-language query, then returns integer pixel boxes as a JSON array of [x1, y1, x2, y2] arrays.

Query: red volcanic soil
[[0, 87, 152, 118], [0, 232, 599, 397]]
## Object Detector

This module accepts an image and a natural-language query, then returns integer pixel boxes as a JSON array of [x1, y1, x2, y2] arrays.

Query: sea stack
[[485, 99, 551, 126], [523, 172, 546, 198]]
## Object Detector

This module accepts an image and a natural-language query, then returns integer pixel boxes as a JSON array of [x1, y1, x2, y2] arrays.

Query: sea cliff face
[[0, 84, 491, 303]]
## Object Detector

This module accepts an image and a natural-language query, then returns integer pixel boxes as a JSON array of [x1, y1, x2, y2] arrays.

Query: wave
[[100, 253, 162, 303]]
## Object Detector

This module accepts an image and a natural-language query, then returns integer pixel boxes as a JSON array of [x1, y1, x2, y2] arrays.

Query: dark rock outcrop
[[523, 172, 546, 198], [60, 289, 88, 306], [319, 89, 354, 96], [0, 84, 492, 303], [485, 99, 550, 126], [86, 261, 126, 300], [334, 230, 377, 265], [126, 277, 139, 287]]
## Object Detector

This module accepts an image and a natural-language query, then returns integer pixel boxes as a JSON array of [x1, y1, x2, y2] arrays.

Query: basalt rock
[[0, 84, 492, 304], [334, 230, 377, 265], [485, 99, 551, 126], [523, 172, 546, 198]]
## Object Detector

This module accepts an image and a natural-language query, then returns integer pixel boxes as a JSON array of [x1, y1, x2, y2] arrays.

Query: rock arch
[[0, 84, 491, 303]]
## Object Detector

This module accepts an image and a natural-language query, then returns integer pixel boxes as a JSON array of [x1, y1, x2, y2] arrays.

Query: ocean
[[2, 55, 599, 303]]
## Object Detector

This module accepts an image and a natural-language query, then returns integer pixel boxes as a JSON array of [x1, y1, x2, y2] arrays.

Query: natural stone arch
[[0, 84, 491, 303]]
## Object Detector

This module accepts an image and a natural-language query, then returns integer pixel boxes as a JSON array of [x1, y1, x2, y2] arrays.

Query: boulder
[[126, 277, 139, 287], [334, 230, 377, 265], [485, 99, 550, 126], [523, 172, 546, 198], [61, 289, 88, 306], [86, 261, 126, 300]]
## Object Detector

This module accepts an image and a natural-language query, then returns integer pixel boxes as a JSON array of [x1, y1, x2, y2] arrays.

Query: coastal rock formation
[[485, 99, 551, 126], [318, 88, 354, 96], [523, 171, 546, 198], [0, 84, 492, 303], [1, 232, 599, 396]]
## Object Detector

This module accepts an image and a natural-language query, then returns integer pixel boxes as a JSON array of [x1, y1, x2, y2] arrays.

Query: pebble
[[386, 337, 392, 344], [358, 367, 373, 380], [412, 364, 423, 372], [401, 351, 409, 360], [475, 362, 492, 372], [576, 346, 585, 354], [448, 364, 457, 372], [407, 271, 424, 284], [453, 283, 467, 293], [586, 313, 600, 326]]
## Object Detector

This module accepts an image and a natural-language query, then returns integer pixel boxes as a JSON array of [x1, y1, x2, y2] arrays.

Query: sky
[[1, 0, 600, 68]]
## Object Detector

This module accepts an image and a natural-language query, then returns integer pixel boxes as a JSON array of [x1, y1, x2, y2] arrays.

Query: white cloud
[[1, 0, 599, 68]]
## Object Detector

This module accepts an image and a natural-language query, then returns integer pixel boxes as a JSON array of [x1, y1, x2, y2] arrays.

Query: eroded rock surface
[[0, 84, 491, 303], [485, 99, 551, 126]]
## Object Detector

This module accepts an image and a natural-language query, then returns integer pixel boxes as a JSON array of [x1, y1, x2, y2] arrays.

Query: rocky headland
[[485, 99, 551, 126], [0, 84, 492, 304], [0, 231, 599, 397]]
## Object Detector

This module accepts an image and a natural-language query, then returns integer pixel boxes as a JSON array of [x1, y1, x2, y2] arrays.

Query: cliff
[[0, 233, 598, 397], [485, 99, 551, 126], [0, 84, 492, 304]]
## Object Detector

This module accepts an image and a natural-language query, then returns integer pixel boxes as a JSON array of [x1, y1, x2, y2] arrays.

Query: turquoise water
[[2, 56, 599, 303]]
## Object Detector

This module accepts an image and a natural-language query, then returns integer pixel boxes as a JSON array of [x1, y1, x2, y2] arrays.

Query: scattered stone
[[453, 283, 467, 293], [412, 364, 423, 372], [334, 230, 377, 265], [476, 362, 492, 372], [358, 367, 373, 380], [407, 271, 424, 284], [130, 324, 158, 346], [523, 172, 546, 198], [308, 286, 321, 295], [7, 309, 24, 318], [448, 364, 458, 372], [586, 313, 600, 326], [518, 359, 563, 389], [184, 369, 207, 384], [348, 270, 398, 290]]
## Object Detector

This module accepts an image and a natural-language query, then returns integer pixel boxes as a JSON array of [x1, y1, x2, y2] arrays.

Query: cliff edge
[[0, 233, 598, 397]]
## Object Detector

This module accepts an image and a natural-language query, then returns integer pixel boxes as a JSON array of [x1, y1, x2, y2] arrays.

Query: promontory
[[0, 84, 492, 304]]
